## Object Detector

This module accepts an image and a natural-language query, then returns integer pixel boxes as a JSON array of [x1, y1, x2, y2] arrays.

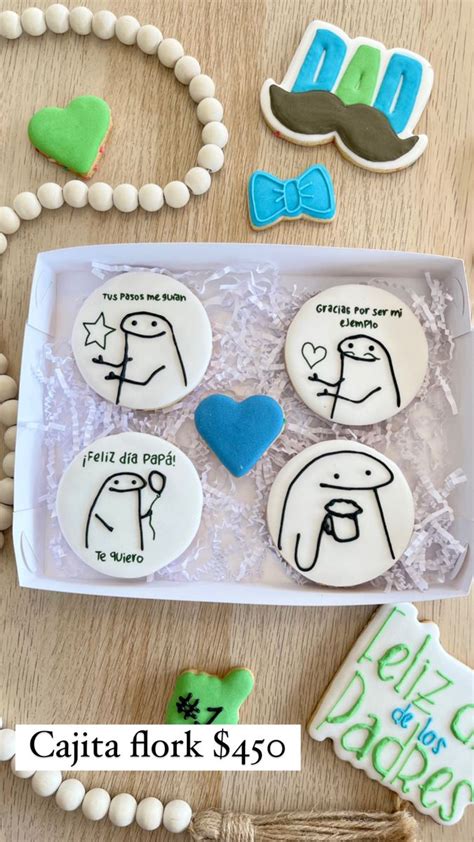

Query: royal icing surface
[[308, 604, 473, 825], [71, 272, 212, 410], [28, 96, 111, 178], [165, 668, 254, 725], [267, 440, 414, 587], [260, 21, 433, 172], [194, 394, 285, 477], [285, 284, 428, 426], [56, 432, 203, 578], [247, 164, 335, 229]]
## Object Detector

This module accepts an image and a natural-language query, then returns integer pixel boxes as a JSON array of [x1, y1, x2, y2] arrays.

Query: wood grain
[[0, 1, 472, 840]]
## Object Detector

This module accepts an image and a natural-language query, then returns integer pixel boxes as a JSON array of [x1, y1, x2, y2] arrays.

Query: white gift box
[[13, 242, 473, 606]]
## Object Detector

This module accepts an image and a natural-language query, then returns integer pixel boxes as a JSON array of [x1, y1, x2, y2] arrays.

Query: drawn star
[[83, 312, 116, 349]]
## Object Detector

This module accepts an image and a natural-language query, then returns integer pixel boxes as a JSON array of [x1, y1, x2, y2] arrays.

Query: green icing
[[336, 45, 381, 106], [419, 768, 454, 809], [451, 703, 474, 746], [165, 668, 254, 725], [377, 644, 409, 681], [341, 714, 381, 760], [439, 779, 473, 823], [28, 96, 111, 176]]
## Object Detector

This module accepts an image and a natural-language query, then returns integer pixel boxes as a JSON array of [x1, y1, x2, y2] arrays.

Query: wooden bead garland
[[0, 355, 17, 548], [0, 5, 229, 254], [0, 722, 418, 841]]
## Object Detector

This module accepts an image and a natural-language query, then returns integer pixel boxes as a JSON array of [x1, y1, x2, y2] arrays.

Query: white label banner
[[15, 725, 301, 771]]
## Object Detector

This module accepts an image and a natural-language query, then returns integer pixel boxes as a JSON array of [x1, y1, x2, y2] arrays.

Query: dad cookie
[[308, 603, 473, 825], [72, 272, 212, 410], [260, 21, 433, 172], [28, 95, 111, 178], [165, 668, 254, 725], [267, 439, 414, 587], [56, 432, 202, 578], [285, 284, 428, 426]]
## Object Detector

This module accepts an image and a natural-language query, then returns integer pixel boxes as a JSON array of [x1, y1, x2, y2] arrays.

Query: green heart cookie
[[28, 96, 111, 177], [165, 668, 254, 725]]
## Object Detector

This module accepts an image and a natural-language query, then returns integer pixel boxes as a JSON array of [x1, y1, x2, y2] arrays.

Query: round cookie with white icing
[[72, 272, 212, 409], [56, 432, 203, 578], [267, 439, 414, 587], [285, 284, 428, 426]]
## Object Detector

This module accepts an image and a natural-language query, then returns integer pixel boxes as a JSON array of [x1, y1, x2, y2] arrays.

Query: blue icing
[[373, 53, 423, 133], [194, 394, 285, 477], [293, 28, 347, 93], [248, 165, 336, 229]]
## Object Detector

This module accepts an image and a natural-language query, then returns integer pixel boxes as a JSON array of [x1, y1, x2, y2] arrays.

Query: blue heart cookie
[[195, 394, 285, 477]]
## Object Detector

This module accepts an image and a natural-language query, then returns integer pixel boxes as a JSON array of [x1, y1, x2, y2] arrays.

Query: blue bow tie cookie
[[195, 394, 285, 477], [248, 164, 336, 230]]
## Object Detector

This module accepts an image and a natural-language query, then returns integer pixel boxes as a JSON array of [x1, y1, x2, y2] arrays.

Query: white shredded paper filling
[[35, 263, 467, 592]]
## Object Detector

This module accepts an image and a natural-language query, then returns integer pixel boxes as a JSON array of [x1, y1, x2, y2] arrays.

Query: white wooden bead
[[185, 167, 211, 195], [158, 38, 184, 68], [3, 425, 16, 450], [163, 181, 190, 209], [88, 182, 113, 212], [163, 800, 192, 833], [113, 184, 138, 213], [21, 8, 46, 36], [197, 144, 225, 172], [197, 97, 224, 124], [0, 375, 17, 402], [32, 770, 62, 797], [82, 787, 111, 821], [4, 425, 16, 449], [0, 532, 4, 549], [0, 207, 20, 235], [136, 24, 162, 54], [202, 121, 228, 148], [0, 478, 14, 506], [0, 728, 15, 761], [37, 183, 64, 210], [189, 74, 215, 103], [174, 55, 201, 85], [69, 7, 93, 35], [92, 10, 116, 40], [11, 755, 35, 778], [0, 11, 22, 39], [45, 4, 70, 34], [0, 400, 18, 426], [13, 192, 42, 221], [136, 797, 163, 831], [138, 183, 164, 212], [0, 504, 12, 531], [63, 180, 88, 208], [0, 354, 7, 374], [0, 234, 6, 255], [3, 452, 15, 478], [55, 778, 86, 811], [115, 15, 140, 45], [108, 793, 137, 827]]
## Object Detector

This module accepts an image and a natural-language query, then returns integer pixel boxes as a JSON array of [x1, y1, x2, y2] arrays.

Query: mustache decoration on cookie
[[260, 20, 433, 172], [269, 88, 419, 165]]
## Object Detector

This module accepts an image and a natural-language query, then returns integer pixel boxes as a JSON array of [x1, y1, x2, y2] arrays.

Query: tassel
[[188, 808, 418, 842]]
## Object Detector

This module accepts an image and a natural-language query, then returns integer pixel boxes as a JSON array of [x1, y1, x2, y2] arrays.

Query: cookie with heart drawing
[[28, 95, 111, 178]]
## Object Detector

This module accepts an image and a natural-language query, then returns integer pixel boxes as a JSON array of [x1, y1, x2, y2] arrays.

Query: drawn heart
[[302, 342, 327, 369], [194, 394, 285, 477], [28, 95, 111, 178]]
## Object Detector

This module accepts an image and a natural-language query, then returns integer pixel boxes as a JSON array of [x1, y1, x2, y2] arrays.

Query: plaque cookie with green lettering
[[308, 603, 473, 825], [260, 21, 434, 172], [56, 432, 203, 579]]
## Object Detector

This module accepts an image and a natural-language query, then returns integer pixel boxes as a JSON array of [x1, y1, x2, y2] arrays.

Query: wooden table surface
[[0, 1, 472, 840]]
